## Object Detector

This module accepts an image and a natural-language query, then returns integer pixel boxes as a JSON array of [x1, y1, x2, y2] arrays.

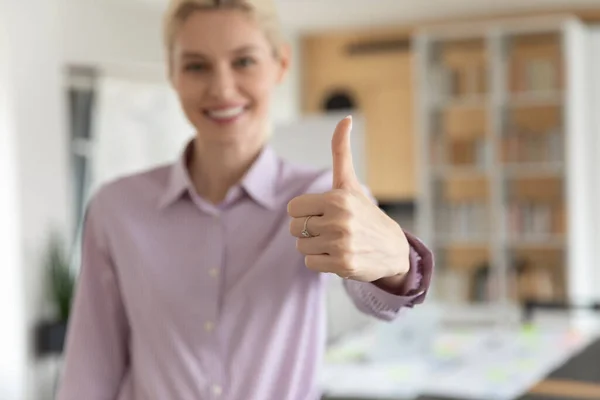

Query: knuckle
[[331, 237, 351, 255], [340, 253, 353, 267], [326, 190, 352, 211], [332, 220, 352, 237], [329, 239, 344, 254], [337, 255, 356, 276]]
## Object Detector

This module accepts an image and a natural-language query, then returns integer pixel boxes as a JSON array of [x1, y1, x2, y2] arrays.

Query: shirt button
[[204, 321, 215, 332], [212, 385, 223, 396], [209, 268, 219, 278]]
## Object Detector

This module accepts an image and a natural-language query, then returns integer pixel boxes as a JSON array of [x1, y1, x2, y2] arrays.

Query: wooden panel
[[301, 33, 415, 201], [513, 248, 563, 267], [441, 39, 486, 67], [443, 176, 489, 200], [529, 379, 600, 399], [445, 246, 490, 270], [444, 107, 487, 136], [511, 177, 563, 200], [510, 105, 562, 132], [362, 80, 415, 201]]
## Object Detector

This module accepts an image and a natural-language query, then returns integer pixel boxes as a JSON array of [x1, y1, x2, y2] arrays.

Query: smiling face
[[169, 8, 289, 149]]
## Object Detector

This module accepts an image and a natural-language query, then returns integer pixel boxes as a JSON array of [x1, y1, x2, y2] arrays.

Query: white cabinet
[[414, 16, 596, 321]]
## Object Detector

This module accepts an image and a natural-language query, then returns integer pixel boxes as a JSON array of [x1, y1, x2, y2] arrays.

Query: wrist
[[372, 271, 409, 295]]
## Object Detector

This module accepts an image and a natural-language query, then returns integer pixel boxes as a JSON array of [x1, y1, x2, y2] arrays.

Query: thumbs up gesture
[[287, 116, 410, 283]]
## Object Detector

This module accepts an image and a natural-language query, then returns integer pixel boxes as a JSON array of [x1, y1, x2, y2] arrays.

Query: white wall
[[0, 3, 28, 398], [62, 0, 301, 124], [272, 34, 302, 124], [2, 0, 72, 399], [133, 0, 600, 32], [62, 1, 165, 67], [588, 25, 600, 299]]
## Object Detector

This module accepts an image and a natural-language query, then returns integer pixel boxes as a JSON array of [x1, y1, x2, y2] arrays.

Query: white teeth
[[207, 107, 244, 119]]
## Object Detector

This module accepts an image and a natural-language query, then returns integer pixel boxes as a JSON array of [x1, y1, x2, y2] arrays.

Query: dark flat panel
[[416, 397, 471, 400], [547, 338, 600, 383], [346, 38, 411, 55], [517, 395, 594, 400]]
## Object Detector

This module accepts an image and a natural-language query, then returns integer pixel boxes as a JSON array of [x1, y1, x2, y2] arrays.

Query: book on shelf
[[434, 65, 486, 101], [506, 201, 564, 241], [525, 59, 558, 92], [437, 201, 488, 241], [512, 57, 560, 93], [431, 137, 487, 170], [503, 128, 563, 164]]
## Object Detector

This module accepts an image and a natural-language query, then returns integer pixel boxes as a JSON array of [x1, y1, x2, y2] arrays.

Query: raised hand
[[287, 116, 410, 283]]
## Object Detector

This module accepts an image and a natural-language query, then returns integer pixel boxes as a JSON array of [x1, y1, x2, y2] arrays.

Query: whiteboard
[[270, 112, 367, 183]]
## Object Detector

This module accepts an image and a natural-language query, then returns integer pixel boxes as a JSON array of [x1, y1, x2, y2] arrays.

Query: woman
[[57, 1, 433, 399]]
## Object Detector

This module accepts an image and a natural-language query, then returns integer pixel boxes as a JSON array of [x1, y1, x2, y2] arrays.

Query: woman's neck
[[188, 137, 263, 205]]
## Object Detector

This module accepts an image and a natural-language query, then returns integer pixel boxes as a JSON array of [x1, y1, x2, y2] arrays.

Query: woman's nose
[[207, 66, 236, 100]]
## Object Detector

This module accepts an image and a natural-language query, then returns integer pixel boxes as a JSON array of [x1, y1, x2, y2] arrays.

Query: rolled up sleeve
[[56, 193, 129, 400], [343, 231, 434, 321]]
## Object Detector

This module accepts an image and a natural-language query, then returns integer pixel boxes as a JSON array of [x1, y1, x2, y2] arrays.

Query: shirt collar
[[240, 145, 279, 209], [158, 139, 279, 210]]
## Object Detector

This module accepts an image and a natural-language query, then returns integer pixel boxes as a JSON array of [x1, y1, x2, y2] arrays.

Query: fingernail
[[345, 115, 353, 129]]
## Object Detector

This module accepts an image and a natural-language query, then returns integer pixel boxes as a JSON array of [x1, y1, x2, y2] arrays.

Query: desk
[[521, 336, 600, 399], [321, 323, 599, 400]]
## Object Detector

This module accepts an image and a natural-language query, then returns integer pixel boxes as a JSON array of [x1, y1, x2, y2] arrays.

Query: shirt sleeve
[[342, 230, 434, 321], [56, 192, 130, 400]]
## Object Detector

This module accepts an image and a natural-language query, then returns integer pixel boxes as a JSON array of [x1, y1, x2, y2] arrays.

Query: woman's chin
[[195, 124, 259, 146]]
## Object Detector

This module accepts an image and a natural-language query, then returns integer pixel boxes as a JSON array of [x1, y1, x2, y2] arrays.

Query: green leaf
[[45, 234, 75, 323]]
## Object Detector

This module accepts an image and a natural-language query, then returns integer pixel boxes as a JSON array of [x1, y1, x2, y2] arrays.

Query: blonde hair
[[163, 0, 284, 57]]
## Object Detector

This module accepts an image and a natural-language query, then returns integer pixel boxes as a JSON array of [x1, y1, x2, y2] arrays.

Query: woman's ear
[[275, 43, 291, 84]]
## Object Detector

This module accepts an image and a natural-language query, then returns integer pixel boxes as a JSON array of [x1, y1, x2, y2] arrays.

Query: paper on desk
[[319, 362, 428, 399], [423, 326, 597, 400], [321, 325, 598, 400]]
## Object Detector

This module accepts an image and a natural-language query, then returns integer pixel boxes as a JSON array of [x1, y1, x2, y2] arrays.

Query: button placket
[[202, 211, 227, 400]]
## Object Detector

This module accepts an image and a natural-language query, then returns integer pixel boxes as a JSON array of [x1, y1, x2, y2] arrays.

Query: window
[[66, 66, 97, 238]]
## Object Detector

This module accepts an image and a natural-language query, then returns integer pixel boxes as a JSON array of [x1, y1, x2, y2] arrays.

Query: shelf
[[435, 237, 564, 248], [436, 95, 488, 109], [508, 91, 563, 107], [503, 162, 564, 178], [433, 166, 488, 179], [436, 237, 490, 247], [416, 20, 586, 308], [508, 236, 565, 249]]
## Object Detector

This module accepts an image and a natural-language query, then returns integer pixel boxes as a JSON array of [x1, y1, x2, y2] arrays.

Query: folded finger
[[296, 237, 329, 255], [289, 215, 324, 238], [304, 254, 337, 273], [287, 194, 326, 218]]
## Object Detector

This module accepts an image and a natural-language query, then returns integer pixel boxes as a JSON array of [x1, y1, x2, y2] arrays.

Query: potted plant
[[35, 234, 76, 357]]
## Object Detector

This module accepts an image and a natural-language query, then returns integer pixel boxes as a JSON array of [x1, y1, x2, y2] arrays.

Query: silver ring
[[301, 215, 316, 238]]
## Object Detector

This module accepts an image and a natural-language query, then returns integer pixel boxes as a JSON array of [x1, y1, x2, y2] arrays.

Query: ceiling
[[128, 0, 600, 31]]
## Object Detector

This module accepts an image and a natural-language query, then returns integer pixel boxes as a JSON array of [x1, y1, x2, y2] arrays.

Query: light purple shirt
[[57, 143, 433, 400]]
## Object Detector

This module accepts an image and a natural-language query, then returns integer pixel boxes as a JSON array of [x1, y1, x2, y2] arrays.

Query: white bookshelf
[[414, 16, 596, 319]]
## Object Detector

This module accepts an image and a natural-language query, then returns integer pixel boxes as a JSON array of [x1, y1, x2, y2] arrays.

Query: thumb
[[331, 116, 359, 190]]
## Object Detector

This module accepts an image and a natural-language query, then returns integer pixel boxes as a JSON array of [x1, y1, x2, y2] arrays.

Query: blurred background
[[3, 0, 600, 399]]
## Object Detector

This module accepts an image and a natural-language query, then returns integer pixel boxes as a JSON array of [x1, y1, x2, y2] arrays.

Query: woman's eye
[[234, 57, 255, 68], [184, 63, 207, 72]]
